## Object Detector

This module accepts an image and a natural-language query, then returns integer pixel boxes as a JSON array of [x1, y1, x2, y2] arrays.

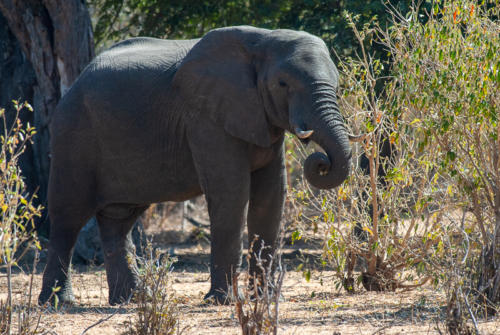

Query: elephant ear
[[171, 27, 272, 147]]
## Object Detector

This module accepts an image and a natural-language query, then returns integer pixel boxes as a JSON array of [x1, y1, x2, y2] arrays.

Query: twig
[[232, 273, 247, 334], [460, 288, 480, 335], [79, 309, 120, 335], [184, 215, 210, 228], [434, 315, 444, 335], [28, 248, 43, 334], [397, 276, 431, 291], [348, 115, 383, 142]]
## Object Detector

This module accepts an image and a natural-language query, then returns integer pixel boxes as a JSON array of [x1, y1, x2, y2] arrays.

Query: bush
[[382, 0, 499, 326], [290, 10, 445, 293], [124, 243, 184, 335], [0, 101, 42, 335], [232, 237, 285, 335]]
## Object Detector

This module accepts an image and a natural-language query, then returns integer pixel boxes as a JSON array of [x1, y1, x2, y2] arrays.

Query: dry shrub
[[0, 101, 44, 335], [124, 243, 185, 335], [382, 0, 499, 329], [290, 8, 499, 327], [0, 254, 48, 335], [232, 238, 286, 335], [287, 0, 499, 331], [289, 9, 445, 293]]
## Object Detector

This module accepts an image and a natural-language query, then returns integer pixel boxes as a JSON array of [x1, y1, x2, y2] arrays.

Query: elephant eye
[[278, 80, 287, 88]]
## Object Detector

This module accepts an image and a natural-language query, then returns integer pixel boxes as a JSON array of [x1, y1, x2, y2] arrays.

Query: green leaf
[[446, 151, 456, 162], [366, 120, 374, 132], [291, 230, 302, 244], [304, 269, 311, 282]]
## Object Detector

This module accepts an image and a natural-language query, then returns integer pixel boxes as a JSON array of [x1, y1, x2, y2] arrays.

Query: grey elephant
[[38, 26, 352, 305]]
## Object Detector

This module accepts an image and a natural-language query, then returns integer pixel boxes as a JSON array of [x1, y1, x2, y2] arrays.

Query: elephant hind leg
[[97, 204, 148, 305], [39, 209, 93, 306], [40, 136, 98, 306]]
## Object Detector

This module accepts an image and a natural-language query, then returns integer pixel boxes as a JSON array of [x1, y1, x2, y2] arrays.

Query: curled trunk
[[303, 95, 351, 189]]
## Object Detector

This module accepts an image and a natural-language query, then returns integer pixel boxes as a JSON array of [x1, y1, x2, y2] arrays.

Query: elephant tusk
[[295, 127, 314, 139]]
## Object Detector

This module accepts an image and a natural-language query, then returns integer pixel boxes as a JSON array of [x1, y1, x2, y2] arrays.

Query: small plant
[[0, 101, 42, 335], [124, 243, 184, 335], [232, 237, 285, 335]]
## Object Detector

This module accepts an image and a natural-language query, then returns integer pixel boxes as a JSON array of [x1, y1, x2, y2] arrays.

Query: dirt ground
[[2, 203, 499, 335]]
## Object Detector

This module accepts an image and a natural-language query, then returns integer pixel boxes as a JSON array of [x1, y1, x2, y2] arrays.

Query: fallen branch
[[79, 309, 120, 335]]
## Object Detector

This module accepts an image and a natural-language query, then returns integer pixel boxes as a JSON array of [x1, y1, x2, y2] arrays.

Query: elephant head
[[172, 26, 351, 188]]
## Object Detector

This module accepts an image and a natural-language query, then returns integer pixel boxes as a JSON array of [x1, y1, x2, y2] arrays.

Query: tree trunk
[[0, 0, 94, 236], [0, 10, 37, 203]]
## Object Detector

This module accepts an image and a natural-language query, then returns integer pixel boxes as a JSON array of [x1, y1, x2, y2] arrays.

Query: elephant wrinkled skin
[[39, 26, 352, 306]]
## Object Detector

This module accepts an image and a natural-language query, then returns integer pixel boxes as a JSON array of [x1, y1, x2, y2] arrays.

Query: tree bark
[[0, 11, 37, 198], [0, 0, 94, 235]]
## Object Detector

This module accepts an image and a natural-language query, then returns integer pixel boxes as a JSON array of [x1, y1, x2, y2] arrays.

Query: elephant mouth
[[298, 137, 311, 145], [301, 122, 352, 189]]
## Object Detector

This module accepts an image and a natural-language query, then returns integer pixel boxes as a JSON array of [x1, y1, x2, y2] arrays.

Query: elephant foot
[[203, 286, 245, 305], [108, 285, 137, 305], [38, 286, 76, 308], [203, 289, 233, 305], [102, 247, 140, 305], [107, 274, 139, 305]]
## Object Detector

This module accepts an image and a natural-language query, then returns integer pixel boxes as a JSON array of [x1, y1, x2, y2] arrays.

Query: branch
[[79, 309, 120, 335]]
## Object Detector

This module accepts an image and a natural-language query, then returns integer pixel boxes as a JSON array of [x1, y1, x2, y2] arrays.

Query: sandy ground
[[2, 249, 499, 335], [2, 202, 499, 334]]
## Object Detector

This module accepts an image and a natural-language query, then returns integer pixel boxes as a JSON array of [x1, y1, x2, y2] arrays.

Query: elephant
[[38, 26, 352, 306]]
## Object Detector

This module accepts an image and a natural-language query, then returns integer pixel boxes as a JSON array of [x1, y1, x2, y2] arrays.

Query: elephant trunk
[[303, 95, 351, 189]]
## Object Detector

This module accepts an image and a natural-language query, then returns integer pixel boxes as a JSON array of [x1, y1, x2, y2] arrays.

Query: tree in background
[[0, 0, 94, 235], [89, 0, 413, 59]]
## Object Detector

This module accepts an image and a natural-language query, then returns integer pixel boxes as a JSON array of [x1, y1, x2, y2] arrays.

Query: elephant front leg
[[188, 127, 251, 305], [247, 142, 287, 289], [205, 184, 249, 304]]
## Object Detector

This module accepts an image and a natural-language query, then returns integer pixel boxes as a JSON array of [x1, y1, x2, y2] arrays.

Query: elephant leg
[[204, 181, 249, 304], [247, 142, 286, 289], [96, 204, 148, 305], [39, 210, 92, 306], [188, 128, 250, 304]]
